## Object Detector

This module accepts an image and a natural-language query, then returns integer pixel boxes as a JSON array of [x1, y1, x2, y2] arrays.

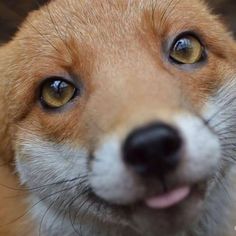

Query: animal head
[[0, 0, 236, 235]]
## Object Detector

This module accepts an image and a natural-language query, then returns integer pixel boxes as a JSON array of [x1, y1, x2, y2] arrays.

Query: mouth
[[88, 169, 208, 231], [90, 181, 206, 213], [142, 181, 206, 211], [145, 186, 191, 209]]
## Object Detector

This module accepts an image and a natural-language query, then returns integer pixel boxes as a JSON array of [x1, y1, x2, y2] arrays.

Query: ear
[[0, 43, 14, 163]]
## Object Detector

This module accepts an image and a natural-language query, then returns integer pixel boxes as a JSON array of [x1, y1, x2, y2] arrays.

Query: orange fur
[[0, 0, 236, 235]]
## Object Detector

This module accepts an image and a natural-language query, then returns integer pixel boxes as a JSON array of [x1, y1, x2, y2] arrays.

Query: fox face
[[1, 0, 236, 236]]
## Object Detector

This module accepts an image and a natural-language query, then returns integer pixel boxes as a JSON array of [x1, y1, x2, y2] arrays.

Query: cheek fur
[[15, 134, 89, 187], [202, 77, 236, 169], [174, 115, 221, 182]]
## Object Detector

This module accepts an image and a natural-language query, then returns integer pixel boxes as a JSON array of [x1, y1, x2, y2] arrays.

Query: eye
[[40, 77, 78, 109], [169, 34, 205, 65]]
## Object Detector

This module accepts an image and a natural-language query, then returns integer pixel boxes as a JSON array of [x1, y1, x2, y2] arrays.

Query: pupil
[[175, 38, 191, 53], [50, 80, 68, 97]]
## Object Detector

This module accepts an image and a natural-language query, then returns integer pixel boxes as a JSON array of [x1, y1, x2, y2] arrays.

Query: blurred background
[[0, 0, 236, 44]]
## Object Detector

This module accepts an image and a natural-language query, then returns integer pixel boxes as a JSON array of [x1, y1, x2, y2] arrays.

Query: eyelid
[[170, 31, 205, 50], [38, 72, 83, 96], [39, 74, 74, 87], [163, 31, 205, 55]]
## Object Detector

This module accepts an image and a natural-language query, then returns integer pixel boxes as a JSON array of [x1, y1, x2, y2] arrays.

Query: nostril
[[122, 122, 182, 176], [156, 126, 182, 156]]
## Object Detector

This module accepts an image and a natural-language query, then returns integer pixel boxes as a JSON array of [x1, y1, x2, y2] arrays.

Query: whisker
[[48, 181, 90, 234], [206, 95, 236, 127], [68, 187, 91, 235], [0, 175, 87, 193], [0, 181, 87, 228], [39, 196, 58, 236]]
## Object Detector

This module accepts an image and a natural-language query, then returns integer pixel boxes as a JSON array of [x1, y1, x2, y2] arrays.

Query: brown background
[[0, 0, 236, 44]]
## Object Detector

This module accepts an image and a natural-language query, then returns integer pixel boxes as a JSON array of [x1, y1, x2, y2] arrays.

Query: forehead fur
[[16, 0, 231, 52]]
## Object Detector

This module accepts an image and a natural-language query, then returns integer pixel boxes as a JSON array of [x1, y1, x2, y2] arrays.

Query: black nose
[[123, 122, 182, 177]]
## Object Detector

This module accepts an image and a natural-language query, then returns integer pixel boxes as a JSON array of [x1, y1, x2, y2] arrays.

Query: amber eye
[[40, 77, 77, 109], [170, 35, 204, 64]]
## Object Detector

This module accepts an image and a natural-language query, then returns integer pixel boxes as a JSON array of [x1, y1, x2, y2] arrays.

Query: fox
[[1, 0, 236, 235]]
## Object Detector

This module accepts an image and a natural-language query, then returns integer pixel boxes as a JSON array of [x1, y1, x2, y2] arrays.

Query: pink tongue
[[145, 186, 191, 209]]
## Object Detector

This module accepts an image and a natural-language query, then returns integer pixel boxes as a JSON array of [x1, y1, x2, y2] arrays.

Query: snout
[[123, 122, 182, 177], [90, 115, 220, 209]]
